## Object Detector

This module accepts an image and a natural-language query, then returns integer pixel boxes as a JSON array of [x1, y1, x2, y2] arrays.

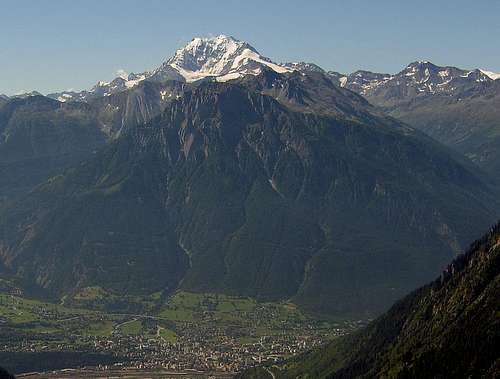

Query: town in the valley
[[0, 292, 366, 376]]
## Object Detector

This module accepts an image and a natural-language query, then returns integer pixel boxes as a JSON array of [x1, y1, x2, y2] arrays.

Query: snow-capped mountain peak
[[168, 35, 251, 72], [49, 35, 293, 102], [156, 34, 290, 83]]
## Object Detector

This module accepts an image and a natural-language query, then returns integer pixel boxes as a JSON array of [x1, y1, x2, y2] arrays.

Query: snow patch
[[165, 35, 291, 83], [480, 69, 500, 80]]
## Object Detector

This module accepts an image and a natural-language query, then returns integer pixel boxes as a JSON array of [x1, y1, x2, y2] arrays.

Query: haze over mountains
[[1, 35, 500, 319]]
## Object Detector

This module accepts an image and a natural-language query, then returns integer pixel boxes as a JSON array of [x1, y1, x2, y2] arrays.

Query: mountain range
[[10, 34, 500, 185], [331, 62, 500, 179], [1, 35, 500, 317], [46, 35, 291, 102], [35, 36, 500, 180], [243, 222, 500, 378]]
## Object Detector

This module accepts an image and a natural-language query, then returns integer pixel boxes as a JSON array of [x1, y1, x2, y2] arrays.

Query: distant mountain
[[255, 222, 500, 378], [1, 69, 498, 316], [49, 35, 292, 102], [337, 61, 500, 178], [10, 91, 44, 99], [341, 61, 495, 100], [281, 62, 326, 73]]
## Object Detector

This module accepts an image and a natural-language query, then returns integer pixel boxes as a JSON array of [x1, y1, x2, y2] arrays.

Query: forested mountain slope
[[1, 72, 498, 316], [257, 222, 500, 378]]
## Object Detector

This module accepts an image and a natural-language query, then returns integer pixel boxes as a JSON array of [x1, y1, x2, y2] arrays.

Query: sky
[[1, 0, 499, 95]]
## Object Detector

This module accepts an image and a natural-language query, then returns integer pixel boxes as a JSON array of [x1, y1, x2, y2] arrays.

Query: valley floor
[[0, 290, 364, 376]]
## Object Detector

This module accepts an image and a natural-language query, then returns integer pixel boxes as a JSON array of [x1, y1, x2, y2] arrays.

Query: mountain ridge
[[334, 61, 500, 179], [5, 33, 495, 107]]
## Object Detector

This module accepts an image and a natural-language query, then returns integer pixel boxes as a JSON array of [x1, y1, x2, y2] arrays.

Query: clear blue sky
[[1, 0, 499, 95]]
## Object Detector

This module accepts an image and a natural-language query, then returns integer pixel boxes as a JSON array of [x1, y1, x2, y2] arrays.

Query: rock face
[[270, 222, 500, 378], [338, 62, 500, 178], [1, 71, 498, 316]]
